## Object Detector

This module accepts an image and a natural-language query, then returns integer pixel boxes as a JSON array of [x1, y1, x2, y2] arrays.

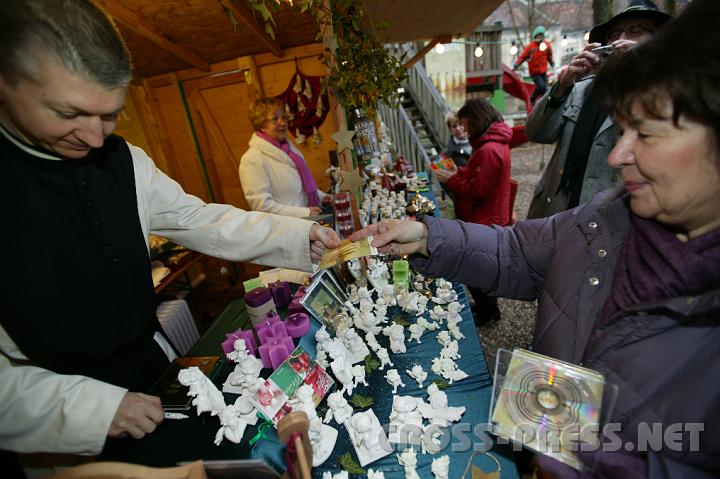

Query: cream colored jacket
[[239, 133, 326, 217], [0, 138, 315, 455]]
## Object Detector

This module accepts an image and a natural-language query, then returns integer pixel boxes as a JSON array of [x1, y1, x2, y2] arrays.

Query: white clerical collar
[[0, 121, 64, 161]]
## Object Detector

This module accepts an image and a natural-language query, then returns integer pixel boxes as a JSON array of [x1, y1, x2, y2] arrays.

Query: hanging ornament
[[303, 80, 314, 100], [311, 126, 322, 145], [275, 67, 330, 140], [293, 74, 303, 94], [316, 96, 324, 118], [285, 102, 295, 122]]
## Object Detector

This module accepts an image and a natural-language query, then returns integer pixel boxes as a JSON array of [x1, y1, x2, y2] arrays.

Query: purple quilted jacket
[[412, 190, 720, 478]]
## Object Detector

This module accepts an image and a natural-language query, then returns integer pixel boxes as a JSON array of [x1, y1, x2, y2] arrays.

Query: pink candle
[[284, 313, 310, 338], [221, 329, 257, 356], [256, 320, 289, 344], [258, 336, 295, 369]]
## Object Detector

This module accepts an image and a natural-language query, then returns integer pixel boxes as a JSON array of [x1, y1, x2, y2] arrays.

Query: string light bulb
[[509, 41, 518, 56], [561, 34, 568, 47], [435, 43, 445, 54], [474, 45, 484, 58]]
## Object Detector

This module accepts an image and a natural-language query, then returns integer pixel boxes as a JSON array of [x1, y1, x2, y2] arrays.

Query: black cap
[[589, 0, 671, 44]]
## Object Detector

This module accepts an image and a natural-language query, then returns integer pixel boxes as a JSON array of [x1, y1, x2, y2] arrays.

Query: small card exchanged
[[319, 236, 378, 270]]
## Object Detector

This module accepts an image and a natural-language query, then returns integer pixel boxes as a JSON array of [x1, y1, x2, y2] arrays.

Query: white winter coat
[[239, 133, 325, 217]]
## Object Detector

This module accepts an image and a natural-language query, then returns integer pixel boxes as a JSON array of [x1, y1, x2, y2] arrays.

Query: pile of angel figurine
[[175, 245, 469, 478]]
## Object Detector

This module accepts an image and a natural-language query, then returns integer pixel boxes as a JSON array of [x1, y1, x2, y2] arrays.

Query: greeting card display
[[248, 347, 334, 426]]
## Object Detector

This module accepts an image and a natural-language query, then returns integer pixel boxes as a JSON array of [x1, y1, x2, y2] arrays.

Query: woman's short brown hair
[[249, 97, 284, 131]]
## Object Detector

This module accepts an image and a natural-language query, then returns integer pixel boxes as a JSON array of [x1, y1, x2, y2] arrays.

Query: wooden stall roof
[[93, 0, 505, 78]]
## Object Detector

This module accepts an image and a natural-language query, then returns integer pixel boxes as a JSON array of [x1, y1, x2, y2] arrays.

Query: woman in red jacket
[[435, 98, 512, 323]]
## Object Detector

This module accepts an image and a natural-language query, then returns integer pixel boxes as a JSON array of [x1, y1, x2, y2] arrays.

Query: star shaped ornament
[[332, 128, 356, 154], [339, 168, 365, 198]]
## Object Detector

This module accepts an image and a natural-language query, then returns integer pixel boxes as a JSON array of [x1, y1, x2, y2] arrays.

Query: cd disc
[[501, 366, 595, 433]]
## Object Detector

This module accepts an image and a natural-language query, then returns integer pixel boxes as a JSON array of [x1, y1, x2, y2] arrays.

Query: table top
[[101, 286, 519, 479]]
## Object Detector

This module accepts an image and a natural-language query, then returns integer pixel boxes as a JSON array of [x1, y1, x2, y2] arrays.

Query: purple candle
[[221, 329, 257, 356], [245, 287, 277, 326], [258, 336, 295, 369], [284, 313, 310, 338], [256, 319, 288, 344], [270, 281, 292, 309]]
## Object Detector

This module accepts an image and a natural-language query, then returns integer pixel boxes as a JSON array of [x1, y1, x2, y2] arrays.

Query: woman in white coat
[[239, 98, 330, 217]]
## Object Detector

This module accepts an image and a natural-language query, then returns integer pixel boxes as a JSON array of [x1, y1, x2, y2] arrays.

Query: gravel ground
[[476, 142, 550, 373]]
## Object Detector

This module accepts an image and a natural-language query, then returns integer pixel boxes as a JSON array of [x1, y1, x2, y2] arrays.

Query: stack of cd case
[[490, 348, 618, 471]]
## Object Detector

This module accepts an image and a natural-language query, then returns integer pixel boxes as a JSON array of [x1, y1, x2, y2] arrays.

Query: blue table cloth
[[251, 285, 519, 478]]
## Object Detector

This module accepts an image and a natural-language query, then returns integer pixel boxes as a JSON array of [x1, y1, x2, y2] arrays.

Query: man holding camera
[[526, 0, 671, 220]]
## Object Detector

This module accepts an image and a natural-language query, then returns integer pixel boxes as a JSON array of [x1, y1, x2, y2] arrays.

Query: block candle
[[284, 313, 310, 338], [256, 318, 288, 344], [269, 281, 292, 309], [245, 287, 277, 326], [258, 336, 295, 369], [221, 328, 257, 356]]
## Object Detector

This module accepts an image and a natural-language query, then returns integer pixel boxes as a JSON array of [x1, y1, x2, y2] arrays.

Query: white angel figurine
[[440, 340, 461, 360], [214, 404, 247, 446], [429, 305, 447, 323], [406, 364, 427, 388], [376, 347, 394, 370], [432, 455, 451, 479], [352, 364, 369, 387], [397, 447, 420, 479], [324, 390, 353, 425], [436, 330, 452, 347], [385, 369, 406, 394], [408, 323, 424, 344], [383, 323, 406, 354], [381, 284, 397, 306], [417, 316, 440, 331]]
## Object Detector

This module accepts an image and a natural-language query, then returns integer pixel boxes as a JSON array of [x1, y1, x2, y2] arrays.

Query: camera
[[591, 45, 615, 62]]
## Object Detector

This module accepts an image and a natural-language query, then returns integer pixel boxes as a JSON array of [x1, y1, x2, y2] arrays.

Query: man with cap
[[525, 0, 671, 220], [514, 25, 555, 105]]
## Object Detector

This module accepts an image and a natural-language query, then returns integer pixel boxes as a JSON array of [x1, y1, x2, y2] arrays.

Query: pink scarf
[[256, 132, 320, 207]]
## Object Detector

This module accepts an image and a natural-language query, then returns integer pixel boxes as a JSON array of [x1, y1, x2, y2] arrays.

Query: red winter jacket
[[446, 121, 512, 226], [515, 40, 553, 76]]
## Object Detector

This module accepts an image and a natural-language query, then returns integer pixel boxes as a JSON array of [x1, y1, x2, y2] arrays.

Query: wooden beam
[[93, 0, 210, 71], [221, 0, 284, 58], [403, 35, 452, 69]]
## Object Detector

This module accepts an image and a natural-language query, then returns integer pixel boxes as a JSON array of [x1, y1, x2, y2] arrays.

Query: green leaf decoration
[[338, 452, 366, 475], [393, 316, 410, 327], [349, 394, 375, 409], [364, 353, 380, 374], [432, 379, 450, 390]]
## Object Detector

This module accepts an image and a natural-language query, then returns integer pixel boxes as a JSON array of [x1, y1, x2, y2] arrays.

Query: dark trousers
[[468, 287, 501, 325], [530, 73, 549, 105]]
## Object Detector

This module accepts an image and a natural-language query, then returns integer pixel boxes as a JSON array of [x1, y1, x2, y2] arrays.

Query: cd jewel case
[[490, 349, 618, 470]]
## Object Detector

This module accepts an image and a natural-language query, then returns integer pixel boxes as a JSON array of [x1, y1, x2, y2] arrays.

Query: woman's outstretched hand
[[349, 219, 429, 257]]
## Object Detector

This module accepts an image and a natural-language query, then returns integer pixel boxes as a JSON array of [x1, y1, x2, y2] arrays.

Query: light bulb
[[509, 44, 518, 56], [584, 31, 590, 42], [539, 42, 547, 52], [474, 46, 484, 58], [435, 43, 445, 54]]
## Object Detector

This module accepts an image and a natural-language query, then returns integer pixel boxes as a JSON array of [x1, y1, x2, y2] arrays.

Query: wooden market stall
[[95, 0, 504, 280]]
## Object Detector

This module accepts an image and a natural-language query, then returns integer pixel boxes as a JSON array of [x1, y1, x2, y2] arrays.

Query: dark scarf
[[600, 214, 720, 323], [557, 83, 608, 207]]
